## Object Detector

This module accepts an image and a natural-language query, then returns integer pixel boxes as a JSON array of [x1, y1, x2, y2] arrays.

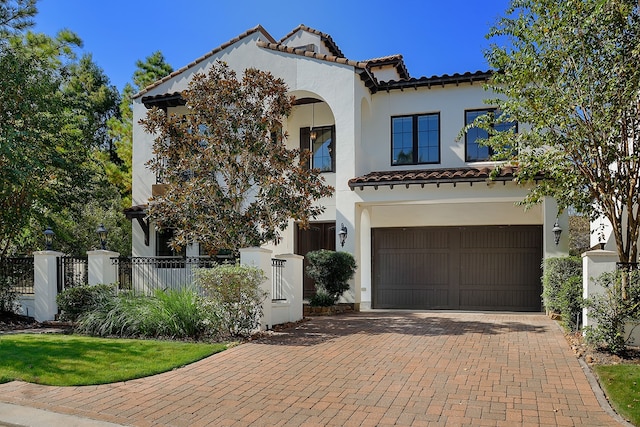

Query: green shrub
[[584, 270, 640, 355], [542, 256, 582, 314], [308, 290, 335, 307], [305, 250, 356, 305], [0, 277, 19, 314], [558, 276, 583, 332], [76, 288, 214, 339], [57, 284, 116, 322], [196, 264, 268, 337]]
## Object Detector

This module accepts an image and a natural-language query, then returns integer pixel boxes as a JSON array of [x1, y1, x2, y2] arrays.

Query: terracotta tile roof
[[364, 54, 410, 80], [256, 40, 369, 68], [134, 24, 493, 102], [377, 70, 491, 90], [280, 24, 345, 58], [134, 25, 276, 99], [348, 166, 522, 190]]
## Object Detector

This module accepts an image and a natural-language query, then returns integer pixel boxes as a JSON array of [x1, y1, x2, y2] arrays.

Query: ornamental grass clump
[[195, 263, 267, 337], [75, 287, 215, 340]]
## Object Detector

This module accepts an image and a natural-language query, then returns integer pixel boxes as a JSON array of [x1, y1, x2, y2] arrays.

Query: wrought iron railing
[[112, 256, 235, 294], [57, 256, 88, 293], [0, 257, 34, 294], [271, 258, 286, 301], [616, 262, 639, 271]]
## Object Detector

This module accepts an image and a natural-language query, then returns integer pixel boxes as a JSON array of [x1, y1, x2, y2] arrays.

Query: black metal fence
[[271, 258, 286, 301], [112, 256, 234, 294], [0, 257, 34, 294], [57, 256, 88, 293]]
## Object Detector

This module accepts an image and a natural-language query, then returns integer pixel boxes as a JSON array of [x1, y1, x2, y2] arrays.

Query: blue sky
[[33, 0, 512, 91]]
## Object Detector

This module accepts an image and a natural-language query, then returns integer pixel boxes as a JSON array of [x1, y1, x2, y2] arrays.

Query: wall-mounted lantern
[[96, 224, 108, 250], [552, 220, 562, 246], [44, 227, 55, 251], [338, 223, 348, 247]]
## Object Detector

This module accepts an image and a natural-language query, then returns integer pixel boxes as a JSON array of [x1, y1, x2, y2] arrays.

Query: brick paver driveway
[[0, 312, 624, 426]]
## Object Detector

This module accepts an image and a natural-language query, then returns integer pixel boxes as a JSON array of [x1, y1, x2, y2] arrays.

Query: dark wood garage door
[[372, 226, 542, 311]]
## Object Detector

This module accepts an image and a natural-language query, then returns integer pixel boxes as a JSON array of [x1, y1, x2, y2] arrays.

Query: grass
[[594, 364, 640, 425], [0, 333, 227, 386]]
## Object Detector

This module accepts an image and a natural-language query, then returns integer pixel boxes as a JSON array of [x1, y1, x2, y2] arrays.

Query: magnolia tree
[[476, 0, 640, 294], [141, 61, 333, 255]]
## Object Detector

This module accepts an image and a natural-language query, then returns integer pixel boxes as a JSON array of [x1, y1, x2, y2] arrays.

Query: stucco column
[[33, 250, 63, 322], [240, 247, 273, 331], [582, 249, 618, 330], [275, 253, 304, 322], [87, 250, 120, 286], [358, 206, 372, 310]]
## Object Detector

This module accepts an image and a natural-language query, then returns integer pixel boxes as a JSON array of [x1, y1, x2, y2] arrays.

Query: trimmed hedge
[[542, 256, 583, 331], [306, 250, 356, 305]]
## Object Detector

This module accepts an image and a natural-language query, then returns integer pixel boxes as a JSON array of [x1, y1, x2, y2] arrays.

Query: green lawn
[[0, 333, 227, 386], [594, 364, 640, 426]]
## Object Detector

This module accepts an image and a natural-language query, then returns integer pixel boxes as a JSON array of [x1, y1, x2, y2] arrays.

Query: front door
[[295, 222, 336, 299]]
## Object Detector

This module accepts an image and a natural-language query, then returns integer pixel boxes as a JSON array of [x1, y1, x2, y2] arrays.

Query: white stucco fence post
[[33, 250, 63, 322], [582, 249, 618, 331], [240, 247, 273, 331], [87, 250, 120, 286], [275, 253, 304, 323]]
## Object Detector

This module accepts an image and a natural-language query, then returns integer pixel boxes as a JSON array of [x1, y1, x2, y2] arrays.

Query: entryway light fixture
[[310, 102, 317, 141], [44, 226, 55, 251], [96, 224, 108, 250], [338, 223, 348, 247], [552, 219, 562, 246]]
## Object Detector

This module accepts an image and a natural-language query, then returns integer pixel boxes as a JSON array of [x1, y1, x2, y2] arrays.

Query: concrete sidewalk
[[0, 312, 630, 426]]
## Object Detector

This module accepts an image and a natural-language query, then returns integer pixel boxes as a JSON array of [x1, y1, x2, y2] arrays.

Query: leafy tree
[[0, 27, 131, 256], [0, 0, 36, 38], [0, 33, 86, 255], [141, 61, 333, 255], [476, 0, 640, 294], [64, 54, 120, 151], [132, 50, 173, 90]]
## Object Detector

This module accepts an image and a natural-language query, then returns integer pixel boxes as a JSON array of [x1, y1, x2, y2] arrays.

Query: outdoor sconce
[[96, 224, 108, 250], [338, 223, 348, 247], [552, 220, 562, 246], [44, 226, 55, 251]]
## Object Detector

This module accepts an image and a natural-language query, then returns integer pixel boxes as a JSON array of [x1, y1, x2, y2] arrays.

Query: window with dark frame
[[156, 229, 186, 257], [391, 113, 440, 165], [465, 109, 517, 162], [300, 125, 335, 172]]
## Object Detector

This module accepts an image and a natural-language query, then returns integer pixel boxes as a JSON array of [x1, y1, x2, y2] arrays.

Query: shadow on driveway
[[258, 311, 549, 347]]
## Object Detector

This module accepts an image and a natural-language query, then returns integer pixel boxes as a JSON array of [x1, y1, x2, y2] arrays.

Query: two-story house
[[127, 24, 568, 311]]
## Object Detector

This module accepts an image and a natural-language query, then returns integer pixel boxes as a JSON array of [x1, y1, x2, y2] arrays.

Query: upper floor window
[[391, 113, 440, 165], [300, 126, 335, 172], [465, 109, 517, 162]]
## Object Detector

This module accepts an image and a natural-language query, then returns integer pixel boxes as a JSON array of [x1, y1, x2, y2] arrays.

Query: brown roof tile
[[280, 24, 345, 58], [348, 166, 522, 190], [134, 25, 276, 99], [364, 54, 410, 80]]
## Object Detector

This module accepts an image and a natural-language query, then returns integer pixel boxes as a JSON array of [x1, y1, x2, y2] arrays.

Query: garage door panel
[[460, 289, 541, 311], [372, 226, 542, 311], [377, 252, 449, 285], [375, 288, 449, 309], [460, 251, 541, 286]]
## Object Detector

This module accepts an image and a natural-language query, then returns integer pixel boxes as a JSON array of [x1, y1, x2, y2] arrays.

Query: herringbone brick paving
[[0, 312, 624, 426]]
